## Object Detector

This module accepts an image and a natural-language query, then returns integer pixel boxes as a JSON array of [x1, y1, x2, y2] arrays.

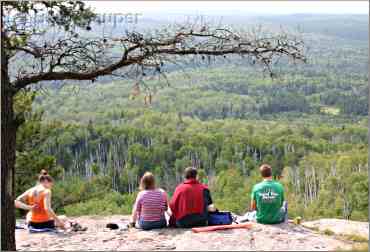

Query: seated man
[[250, 164, 287, 224], [169, 167, 215, 228]]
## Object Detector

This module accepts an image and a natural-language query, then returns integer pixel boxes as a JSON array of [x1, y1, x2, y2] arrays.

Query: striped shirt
[[135, 189, 168, 222]]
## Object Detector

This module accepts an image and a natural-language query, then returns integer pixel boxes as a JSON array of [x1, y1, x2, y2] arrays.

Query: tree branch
[[12, 55, 145, 88], [10, 26, 306, 90]]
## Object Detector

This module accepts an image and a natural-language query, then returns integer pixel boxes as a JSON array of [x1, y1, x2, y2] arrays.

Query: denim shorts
[[139, 218, 167, 230], [28, 220, 55, 229]]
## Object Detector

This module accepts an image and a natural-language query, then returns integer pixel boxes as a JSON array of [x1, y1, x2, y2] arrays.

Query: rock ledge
[[16, 215, 368, 251]]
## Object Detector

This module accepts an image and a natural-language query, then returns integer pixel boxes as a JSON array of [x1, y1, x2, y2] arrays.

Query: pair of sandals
[[69, 221, 88, 232]]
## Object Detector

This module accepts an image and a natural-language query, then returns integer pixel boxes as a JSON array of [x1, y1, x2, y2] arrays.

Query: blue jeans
[[139, 218, 167, 230], [175, 212, 208, 228], [281, 201, 288, 223]]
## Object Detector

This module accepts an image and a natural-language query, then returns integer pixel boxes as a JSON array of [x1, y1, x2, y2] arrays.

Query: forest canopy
[[15, 13, 369, 224], [3, 1, 368, 251]]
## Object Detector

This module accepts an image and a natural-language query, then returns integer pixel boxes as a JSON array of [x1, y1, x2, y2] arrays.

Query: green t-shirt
[[251, 180, 285, 224]]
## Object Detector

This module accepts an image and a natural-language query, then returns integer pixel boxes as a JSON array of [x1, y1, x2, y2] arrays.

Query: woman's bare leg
[[55, 215, 69, 229]]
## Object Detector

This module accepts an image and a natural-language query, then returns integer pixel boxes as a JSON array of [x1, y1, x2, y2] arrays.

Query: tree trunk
[[1, 72, 17, 251], [1, 5, 17, 246]]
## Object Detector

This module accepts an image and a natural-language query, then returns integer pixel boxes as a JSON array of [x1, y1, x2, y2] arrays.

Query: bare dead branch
[[6, 17, 306, 90]]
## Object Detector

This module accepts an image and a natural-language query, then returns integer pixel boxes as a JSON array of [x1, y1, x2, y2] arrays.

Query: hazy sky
[[86, 1, 369, 15]]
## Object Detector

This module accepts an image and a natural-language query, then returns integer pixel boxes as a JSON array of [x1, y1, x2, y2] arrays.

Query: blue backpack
[[208, 211, 233, 226]]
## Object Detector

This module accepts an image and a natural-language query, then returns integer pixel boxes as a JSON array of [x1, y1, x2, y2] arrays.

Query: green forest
[[15, 14, 368, 222]]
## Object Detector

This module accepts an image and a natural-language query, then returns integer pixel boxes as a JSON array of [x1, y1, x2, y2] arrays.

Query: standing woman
[[130, 172, 168, 230], [15, 169, 66, 229]]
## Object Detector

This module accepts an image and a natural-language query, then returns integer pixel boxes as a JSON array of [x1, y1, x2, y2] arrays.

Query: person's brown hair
[[139, 172, 155, 190], [38, 169, 53, 183], [260, 164, 272, 178], [184, 167, 197, 179]]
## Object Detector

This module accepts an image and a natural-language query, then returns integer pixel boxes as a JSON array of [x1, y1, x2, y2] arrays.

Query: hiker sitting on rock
[[15, 169, 68, 230], [169, 167, 216, 228], [250, 164, 287, 224], [130, 172, 169, 230]]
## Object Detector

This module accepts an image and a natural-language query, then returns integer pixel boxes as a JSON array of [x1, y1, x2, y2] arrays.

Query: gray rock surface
[[16, 215, 364, 251], [302, 218, 369, 238]]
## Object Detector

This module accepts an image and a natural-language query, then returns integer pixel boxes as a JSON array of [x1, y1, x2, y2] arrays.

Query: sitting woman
[[130, 172, 168, 230], [15, 169, 66, 230]]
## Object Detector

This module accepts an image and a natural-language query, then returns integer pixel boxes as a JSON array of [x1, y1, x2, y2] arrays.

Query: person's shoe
[[70, 221, 88, 232], [127, 222, 136, 228], [106, 223, 119, 230]]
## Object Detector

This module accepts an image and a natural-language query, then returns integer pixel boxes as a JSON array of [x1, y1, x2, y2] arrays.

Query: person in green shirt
[[250, 164, 287, 224]]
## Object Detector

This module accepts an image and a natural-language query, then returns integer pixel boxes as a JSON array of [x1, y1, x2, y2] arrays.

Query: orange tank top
[[27, 190, 50, 223]]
